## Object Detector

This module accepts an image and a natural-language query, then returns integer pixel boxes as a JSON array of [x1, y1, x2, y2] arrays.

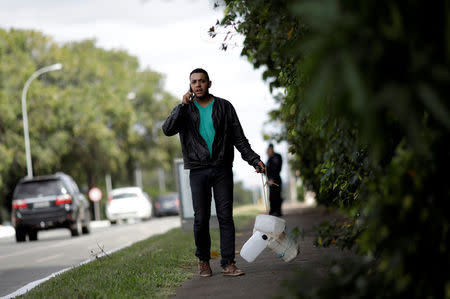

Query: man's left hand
[[255, 161, 266, 173]]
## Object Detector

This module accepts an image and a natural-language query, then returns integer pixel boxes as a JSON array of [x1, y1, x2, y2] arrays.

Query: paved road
[[0, 216, 180, 297]]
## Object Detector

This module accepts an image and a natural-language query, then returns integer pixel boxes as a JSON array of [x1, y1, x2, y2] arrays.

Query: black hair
[[190, 68, 210, 82], [268, 143, 274, 149]]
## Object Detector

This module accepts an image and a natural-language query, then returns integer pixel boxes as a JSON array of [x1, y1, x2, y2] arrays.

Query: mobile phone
[[189, 85, 194, 101]]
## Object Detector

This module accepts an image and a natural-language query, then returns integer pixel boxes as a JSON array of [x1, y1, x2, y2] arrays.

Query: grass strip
[[19, 204, 264, 299]]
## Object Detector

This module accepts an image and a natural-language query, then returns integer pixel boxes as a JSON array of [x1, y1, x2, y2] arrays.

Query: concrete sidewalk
[[172, 202, 349, 298]]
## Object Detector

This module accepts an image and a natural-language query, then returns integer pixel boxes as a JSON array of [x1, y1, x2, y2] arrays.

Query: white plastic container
[[267, 231, 299, 262], [253, 214, 286, 236], [240, 230, 269, 262]]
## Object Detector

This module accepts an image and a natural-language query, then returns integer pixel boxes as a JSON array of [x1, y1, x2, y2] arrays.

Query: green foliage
[[214, 0, 450, 297], [0, 28, 180, 221], [233, 180, 254, 206]]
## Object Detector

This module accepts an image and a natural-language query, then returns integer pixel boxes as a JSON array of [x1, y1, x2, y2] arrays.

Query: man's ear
[[208, 81, 212, 88]]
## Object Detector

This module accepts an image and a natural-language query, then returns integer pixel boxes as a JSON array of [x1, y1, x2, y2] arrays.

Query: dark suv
[[11, 172, 91, 242]]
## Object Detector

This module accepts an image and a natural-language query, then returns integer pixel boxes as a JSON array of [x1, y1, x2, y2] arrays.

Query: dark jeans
[[189, 166, 235, 268], [269, 181, 282, 216]]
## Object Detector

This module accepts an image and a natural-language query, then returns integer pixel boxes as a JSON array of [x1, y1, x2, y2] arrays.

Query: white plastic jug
[[253, 214, 286, 236], [267, 231, 299, 262], [240, 230, 269, 263]]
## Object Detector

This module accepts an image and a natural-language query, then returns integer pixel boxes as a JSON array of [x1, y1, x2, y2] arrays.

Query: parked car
[[106, 187, 152, 224], [11, 172, 91, 242], [153, 192, 180, 217]]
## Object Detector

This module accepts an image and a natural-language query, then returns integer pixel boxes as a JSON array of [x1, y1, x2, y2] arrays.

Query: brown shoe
[[222, 263, 245, 277], [198, 260, 212, 277]]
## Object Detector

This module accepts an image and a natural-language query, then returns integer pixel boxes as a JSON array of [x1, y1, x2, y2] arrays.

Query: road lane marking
[[35, 253, 64, 263], [0, 241, 70, 260]]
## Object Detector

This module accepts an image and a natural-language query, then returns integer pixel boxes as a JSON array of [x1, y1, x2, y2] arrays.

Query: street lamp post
[[21, 63, 62, 178]]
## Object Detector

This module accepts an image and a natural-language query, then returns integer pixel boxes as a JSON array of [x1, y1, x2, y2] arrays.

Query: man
[[266, 143, 283, 217], [162, 68, 266, 277]]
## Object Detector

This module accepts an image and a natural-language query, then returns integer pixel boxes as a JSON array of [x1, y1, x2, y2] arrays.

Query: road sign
[[88, 187, 102, 202]]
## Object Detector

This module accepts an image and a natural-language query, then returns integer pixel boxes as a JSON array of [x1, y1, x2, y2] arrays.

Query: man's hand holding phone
[[182, 89, 195, 104]]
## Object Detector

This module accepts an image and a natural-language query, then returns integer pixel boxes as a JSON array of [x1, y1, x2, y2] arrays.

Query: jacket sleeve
[[229, 103, 261, 167], [162, 103, 186, 136]]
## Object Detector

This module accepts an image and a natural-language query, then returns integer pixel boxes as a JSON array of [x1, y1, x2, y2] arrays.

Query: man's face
[[190, 72, 211, 98], [267, 147, 274, 156]]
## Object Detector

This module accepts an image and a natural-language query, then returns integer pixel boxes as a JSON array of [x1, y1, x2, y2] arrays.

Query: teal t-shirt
[[194, 99, 216, 158]]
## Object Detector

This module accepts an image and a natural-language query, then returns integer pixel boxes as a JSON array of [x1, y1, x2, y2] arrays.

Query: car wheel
[[70, 217, 82, 237], [82, 223, 90, 234], [15, 227, 26, 242], [28, 230, 38, 241], [82, 211, 91, 234]]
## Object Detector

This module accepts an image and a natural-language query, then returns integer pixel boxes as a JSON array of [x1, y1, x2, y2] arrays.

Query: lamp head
[[52, 63, 62, 70]]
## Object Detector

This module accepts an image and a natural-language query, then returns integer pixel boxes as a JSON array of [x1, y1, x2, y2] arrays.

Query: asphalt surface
[[173, 203, 351, 299]]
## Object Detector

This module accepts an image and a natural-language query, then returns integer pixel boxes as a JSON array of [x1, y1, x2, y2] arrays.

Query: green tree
[[233, 181, 254, 206], [0, 28, 180, 221]]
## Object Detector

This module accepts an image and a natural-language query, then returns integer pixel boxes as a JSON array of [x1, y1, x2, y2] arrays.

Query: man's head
[[267, 143, 274, 156], [190, 68, 211, 99]]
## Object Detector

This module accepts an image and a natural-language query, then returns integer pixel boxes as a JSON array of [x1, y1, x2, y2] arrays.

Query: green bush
[[213, 0, 450, 297]]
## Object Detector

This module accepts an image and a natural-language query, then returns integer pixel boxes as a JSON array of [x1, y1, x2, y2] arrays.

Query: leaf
[[417, 83, 450, 130], [287, 27, 294, 39]]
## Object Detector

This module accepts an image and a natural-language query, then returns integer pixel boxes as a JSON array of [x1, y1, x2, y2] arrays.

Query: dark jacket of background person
[[266, 149, 283, 216], [267, 152, 282, 184], [162, 95, 260, 169]]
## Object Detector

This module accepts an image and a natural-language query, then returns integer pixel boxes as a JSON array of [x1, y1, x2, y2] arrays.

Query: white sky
[[0, 0, 288, 189]]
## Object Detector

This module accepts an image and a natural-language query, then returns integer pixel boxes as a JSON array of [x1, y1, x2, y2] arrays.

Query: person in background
[[266, 143, 283, 217], [162, 68, 266, 277]]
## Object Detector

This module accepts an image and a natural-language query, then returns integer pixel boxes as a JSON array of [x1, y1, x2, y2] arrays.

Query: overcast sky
[[0, 0, 288, 189]]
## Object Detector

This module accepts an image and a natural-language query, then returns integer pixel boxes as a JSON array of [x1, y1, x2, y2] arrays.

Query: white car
[[106, 187, 152, 224]]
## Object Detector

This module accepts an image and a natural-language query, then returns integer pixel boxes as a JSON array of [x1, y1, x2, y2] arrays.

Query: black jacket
[[267, 153, 282, 184], [162, 95, 260, 170]]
